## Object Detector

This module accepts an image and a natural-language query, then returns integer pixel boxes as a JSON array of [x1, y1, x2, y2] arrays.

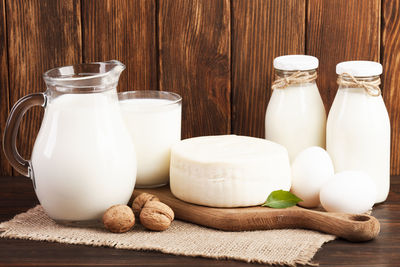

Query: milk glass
[[119, 91, 182, 188]]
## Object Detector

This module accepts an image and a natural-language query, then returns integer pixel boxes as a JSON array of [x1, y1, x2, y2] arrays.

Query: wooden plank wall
[[382, 0, 400, 175], [5, 0, 82, 176], [232, 0, 305, 137], [0, 0, 399, 175], [159, 0, 231, 138], [307, 0, 381, 110], [82, 0, 157, 92], [0, 0, 10, 175]]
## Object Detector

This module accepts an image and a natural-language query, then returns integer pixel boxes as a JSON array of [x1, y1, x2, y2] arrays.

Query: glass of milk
[[119, 91, 182, 188]]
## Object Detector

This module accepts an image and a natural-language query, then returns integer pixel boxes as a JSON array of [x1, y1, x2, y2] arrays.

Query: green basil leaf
[[261, 190, 303, 209]]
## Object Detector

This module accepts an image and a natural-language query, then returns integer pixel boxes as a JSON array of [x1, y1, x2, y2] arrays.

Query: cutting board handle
[[206, 207, 380, 242], [298, 209, 380, 242]]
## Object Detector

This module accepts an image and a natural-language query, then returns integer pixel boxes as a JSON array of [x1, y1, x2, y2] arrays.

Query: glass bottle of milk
[[327, 61, 390, 203], [265, 55, 326, 162]]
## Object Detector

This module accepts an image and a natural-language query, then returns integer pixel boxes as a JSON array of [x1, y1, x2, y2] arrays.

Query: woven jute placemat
[[0, 205, 335, 266]]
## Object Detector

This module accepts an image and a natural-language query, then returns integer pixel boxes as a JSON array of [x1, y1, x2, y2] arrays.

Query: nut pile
[[102, 193, 174, 233]]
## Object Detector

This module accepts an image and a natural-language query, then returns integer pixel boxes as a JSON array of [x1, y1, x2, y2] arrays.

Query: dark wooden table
[[0, 175, 399, 266]]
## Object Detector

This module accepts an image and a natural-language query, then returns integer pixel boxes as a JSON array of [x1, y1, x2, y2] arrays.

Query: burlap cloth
[[0, 205, 335, 266]]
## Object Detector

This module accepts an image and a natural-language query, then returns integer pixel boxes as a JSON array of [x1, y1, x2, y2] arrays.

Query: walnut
[[132, 193, 159, 216], [102, 204, 135, 233], [140, 201, 174, 231]]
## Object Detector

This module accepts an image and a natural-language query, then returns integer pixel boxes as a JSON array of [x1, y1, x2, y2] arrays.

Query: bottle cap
[[336, 61, 382, 77], [273, 55, 319, 71]]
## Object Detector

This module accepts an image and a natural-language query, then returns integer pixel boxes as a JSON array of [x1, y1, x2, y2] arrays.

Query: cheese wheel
[[170, 135, 291, 207]]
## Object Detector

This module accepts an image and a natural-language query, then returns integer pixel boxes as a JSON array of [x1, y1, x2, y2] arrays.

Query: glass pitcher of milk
[[3, 60, 137, 223], [265, 55, 326, 162], [327, 61, 390, 203]]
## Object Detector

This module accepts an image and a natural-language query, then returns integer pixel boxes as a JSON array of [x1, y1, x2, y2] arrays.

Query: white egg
[[291, 146, 334, 208], [320, 171, 376, 214]]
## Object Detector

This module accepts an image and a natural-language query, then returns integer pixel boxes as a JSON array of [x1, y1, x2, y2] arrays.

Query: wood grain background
[[1, 0, 399, 175]]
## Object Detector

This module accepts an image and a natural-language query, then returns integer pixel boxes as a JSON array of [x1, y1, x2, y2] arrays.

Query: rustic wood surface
[[132, 187, 380, 242], [0, 0, 10, 176], [4, 0, 82, 174], [0, 175, 398, 266], [306, 0, 381, 110], [231, 0, 305, 137], [159, 0, 231, 138], [1, 0, 400, 173], [82, 0, 157, 92], [382, 0, 400, 175]]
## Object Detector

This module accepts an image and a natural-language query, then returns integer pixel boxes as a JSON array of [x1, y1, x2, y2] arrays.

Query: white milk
[[120, 98, 181, 187], [31, 92, 136, 221], [327, 88, 390, 203], [265, 83, 326, 162]]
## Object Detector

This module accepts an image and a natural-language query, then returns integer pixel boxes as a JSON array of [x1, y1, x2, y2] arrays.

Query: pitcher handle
[[3, 93, 47, 178]]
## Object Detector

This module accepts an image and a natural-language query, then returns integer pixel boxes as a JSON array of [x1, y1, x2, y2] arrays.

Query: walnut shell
[[140, 201, 174, 231], [132, 193, 159, 216], [102, 204, 135, 233]]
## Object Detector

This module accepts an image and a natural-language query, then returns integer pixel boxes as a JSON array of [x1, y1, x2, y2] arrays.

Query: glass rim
[[118, 90, 182, 107], [43, 60, 125, 84]]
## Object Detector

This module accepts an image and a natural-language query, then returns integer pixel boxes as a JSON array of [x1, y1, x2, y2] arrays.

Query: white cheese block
[[169, 135, 291, 207]]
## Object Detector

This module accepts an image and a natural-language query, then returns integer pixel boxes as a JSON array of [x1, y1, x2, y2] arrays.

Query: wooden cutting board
[[132, 186, 380, 242]]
